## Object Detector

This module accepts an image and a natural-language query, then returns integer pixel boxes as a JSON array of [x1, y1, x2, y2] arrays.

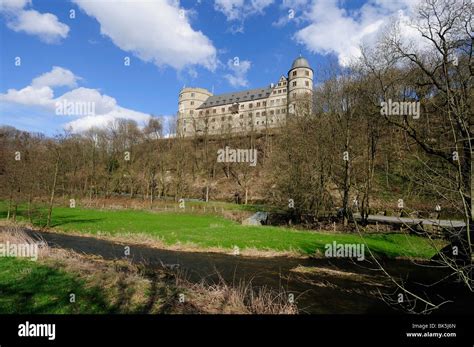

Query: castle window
[[262, 111, 266, 116], [273, 91, 276, 94], [228, 107, 231, 111], [258, 94, 262, 97], [292, 81, 297, 87], [213, 109, 217, 113], [256, 121, 259, 125], [276, 109, 280, 114], [212, 118, 215, 122], [305, 81, 309, 86], [190, 110, 194, 115], [278, 82, 281, 86], [249, 112, 253, 117], [190, 101, 194, 105], [292, 71, 297, 76], [278, 90, 282, 93], [191, 93, 195, 97], [305, 71, 309, 76], [249, 103, 253, 108], [270, 110, 274, 115], [256, 112, 260, 117], [221, 116, 225, 121], [283, 88, 287, 92], [240, 104, 244, 109], [240, 114, 243, 118], [256, 102, 261, 107], [263, 101, 266, 106], [221, 108, 225, 112], [199, 111, 203, 115], [205, 110, 209, 115], [270, 100, 274, 105]]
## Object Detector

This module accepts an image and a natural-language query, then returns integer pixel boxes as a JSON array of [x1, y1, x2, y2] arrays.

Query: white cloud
[[0, 1, 69, 43], [1, 86, 54, 106], [64, 107, 151, 133], [214, 0, 273, 21], [293, 0, 422, 67], [32, 66, 80, 88], [0, 0, 30, 10], [224, 59, 251, 87], [72, 0, 217, 71], [0, 67, 151, 133]]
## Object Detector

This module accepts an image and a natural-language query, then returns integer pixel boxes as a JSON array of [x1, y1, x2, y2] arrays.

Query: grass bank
[[0, 202, 444, 259]]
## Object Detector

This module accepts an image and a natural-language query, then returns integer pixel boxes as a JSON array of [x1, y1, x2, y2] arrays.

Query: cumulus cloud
[[31, 66, 80, 88], [0, 67, 151, 133], [0, 0, 30, 10], [224, 58, 251, 87], [1, 86, 54, 107], [0, 0, 69, 43], [292, 0, 422, 66], [72, 0, 217, 70], [214, 0, 273, 21], [64, 106, 151, 133]]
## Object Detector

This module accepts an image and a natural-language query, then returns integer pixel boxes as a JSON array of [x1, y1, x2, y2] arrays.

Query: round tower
[[177, 87, 212, 136], [287, 56, 313, 114]]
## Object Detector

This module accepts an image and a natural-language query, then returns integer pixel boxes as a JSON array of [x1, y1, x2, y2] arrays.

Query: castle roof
[[197, 86, 274, 109], [291, 56, 310, 69]]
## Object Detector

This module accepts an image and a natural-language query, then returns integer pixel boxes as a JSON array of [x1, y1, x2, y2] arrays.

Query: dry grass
[[173, 270, 298, 314], [0, 225, 298, 314]]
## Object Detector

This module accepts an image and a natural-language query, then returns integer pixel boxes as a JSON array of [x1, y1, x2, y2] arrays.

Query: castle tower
[[287, 56, 313, 115], [177, 87, 213, 136]]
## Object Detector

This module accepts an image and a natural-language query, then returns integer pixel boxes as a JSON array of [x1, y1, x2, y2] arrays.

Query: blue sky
[[0, 0, 417, 135]]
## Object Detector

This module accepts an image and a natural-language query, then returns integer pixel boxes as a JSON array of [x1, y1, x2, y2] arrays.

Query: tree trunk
[[47, 154, 60, 228]]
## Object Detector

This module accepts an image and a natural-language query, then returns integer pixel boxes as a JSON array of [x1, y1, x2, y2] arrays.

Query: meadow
[[0, 201, 444, 259]]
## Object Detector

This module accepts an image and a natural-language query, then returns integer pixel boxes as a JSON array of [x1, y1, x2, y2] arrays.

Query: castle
[[177, 56, 313, 137]]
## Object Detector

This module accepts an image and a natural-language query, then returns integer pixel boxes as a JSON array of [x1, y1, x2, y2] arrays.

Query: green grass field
[[0, 201, 444, 259], [0, 257, 110, 313]]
